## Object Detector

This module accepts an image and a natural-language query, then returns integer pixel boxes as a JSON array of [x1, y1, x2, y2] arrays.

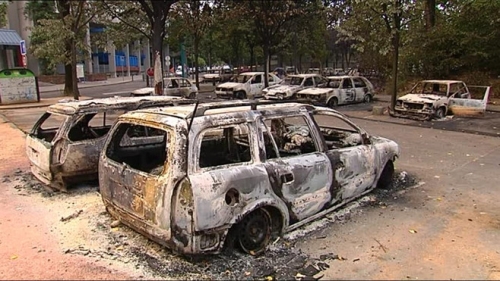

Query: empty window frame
[[106, 123, 168, 175], [198, 124, 252, 169]]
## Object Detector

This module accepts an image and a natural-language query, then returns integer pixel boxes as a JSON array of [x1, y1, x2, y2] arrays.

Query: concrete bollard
[[372, 105, 385, 115]]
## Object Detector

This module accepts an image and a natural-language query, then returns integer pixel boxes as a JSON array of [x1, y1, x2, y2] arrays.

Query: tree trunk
[[390, 31, 400, 110], [194, 36, 200, 89], [424, 0, 436, 30], [249, 45, 254, 71], [264, 43, 270, 88], [70, 37, 80, 100], [63, 62, 73, 97]]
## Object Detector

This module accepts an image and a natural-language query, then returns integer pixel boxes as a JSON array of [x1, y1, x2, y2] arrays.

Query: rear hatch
[[26, 112, 68, 184], [100, 121, 174, 225]]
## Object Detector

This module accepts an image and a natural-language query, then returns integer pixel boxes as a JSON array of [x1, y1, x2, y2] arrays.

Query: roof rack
[[185, 99, 315, 119]]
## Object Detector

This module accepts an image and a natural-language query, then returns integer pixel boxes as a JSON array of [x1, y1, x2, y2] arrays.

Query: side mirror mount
[[362, 133, 371, 145]]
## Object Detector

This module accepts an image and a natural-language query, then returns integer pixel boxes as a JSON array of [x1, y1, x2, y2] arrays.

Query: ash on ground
[[3, 168, 99, 198], [10, 168, 420, 281]]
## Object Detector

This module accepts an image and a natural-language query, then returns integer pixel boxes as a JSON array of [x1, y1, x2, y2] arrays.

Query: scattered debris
[[409, 229, 417, 234], [60, 210, 83, 222], [373, 238, 388, 253], [353, 258, 360, 262], [110, 220, 121, 228]]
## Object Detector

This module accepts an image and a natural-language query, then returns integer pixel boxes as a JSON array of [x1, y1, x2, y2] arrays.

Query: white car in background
[[263, 74, 324, 100], [215, 72, 282, 99], [296, 76, 375, 107], [131, 77, 198, 99]]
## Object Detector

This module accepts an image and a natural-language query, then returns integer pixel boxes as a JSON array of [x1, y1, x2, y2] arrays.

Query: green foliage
[[0, 2, 7, 28]]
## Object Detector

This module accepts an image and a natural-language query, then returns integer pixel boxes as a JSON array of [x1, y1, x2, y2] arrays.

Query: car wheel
[[188, 92, 196, 99], [327, 97, 338, 108], [236, 208, 272, 255], [435, 107, 446, 119], [377, 161, 394, 189], [363, 94, 373, 103], [235, 91, 247, 99]]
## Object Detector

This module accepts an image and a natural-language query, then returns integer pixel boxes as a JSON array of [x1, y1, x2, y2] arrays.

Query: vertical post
[[180, 39, 187, 78], [84, 23, 93, 75], [125, 43, 130, 77], [108, 40, 117, 78]]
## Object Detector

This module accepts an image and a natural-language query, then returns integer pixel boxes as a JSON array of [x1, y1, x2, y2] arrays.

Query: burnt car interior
[[68, 113, 111, 141], [199, 124, 251, 168], [313, 113, 364, 149], [32, 112, 67, 142], [262, 116, 317, 158], [106, 123, 168, 175]]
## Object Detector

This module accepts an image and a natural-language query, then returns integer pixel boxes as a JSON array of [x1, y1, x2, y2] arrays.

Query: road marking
[[102, 91, 132, 96]]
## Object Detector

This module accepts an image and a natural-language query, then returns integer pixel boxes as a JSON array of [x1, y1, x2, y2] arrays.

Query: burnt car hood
[[217, 82, 243, 89], [398, 94, 443, 103], [265, 85, 300, 94]]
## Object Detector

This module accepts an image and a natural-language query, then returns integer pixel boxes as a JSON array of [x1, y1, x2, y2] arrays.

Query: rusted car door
[[26, 112, 68, 183], [188, 123, 275, 230], [312, 110, 376, 201], [60, 111, 121, 177], [449, 86, 490, 117], [259, 115, 334, 222], [100, 122, 171, 223]]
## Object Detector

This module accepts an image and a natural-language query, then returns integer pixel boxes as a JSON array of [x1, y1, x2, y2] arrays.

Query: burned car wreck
[[99, 100, 399, 255], [391, 80, 491, 120], [26, 96, 194, 191]]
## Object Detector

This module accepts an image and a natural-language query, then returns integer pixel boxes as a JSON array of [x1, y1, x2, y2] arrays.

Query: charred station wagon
[[99, 100, 400, 255], [26, 96, 194, 191]]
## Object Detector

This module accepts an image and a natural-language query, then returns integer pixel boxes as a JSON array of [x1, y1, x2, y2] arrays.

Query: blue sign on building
[[20, 40, 26, 55]]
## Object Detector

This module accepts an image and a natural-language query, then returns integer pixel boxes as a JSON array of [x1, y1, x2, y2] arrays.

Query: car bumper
[[103, 199, 226, 255], [215, 91, 234, 99], [390, 108, 433, 120]]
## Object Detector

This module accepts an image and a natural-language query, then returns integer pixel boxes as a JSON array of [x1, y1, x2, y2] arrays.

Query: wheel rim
[[188, 92, 196, 99], [364, 95, 372, 103], [238, 209, 271, 255]]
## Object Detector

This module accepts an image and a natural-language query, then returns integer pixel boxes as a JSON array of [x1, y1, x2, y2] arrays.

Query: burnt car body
[[391, 80, 491, 120], [296, 76, 375, 107], [202, 68, 234, 84], [215, 72, 282, 99], [26, 96, 194, 191], [131, 77, 198, 99], [263, 74, 325, 100], [99, 100, 399, 255]]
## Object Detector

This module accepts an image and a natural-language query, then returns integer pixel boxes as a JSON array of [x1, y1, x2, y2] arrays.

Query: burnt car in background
[[99, 100, 399, 255], [391, 80, 491, 120], [263, 74, 325, 100], [296, 76, 375, 107], [26, 96, 194, 191], [131, 77, 198, 99]]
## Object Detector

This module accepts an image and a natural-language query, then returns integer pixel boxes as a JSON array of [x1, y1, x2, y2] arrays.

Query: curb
[[0, 96, 94, 110], [345, 113, 500, 138], [39, 79, 135, 93]]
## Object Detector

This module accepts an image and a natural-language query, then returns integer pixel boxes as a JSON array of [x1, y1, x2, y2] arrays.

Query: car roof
[[326, 75, 363, 79], [125, 101, 338, 121], [238, 72, 265, 76], [47, 96, 190, 115], [420, 80, 464, 85], [289, 74, 320, 78]]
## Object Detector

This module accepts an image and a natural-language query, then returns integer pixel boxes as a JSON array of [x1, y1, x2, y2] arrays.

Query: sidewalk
[[39, 76, 136, 93], [0, 96, 94, 110]]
